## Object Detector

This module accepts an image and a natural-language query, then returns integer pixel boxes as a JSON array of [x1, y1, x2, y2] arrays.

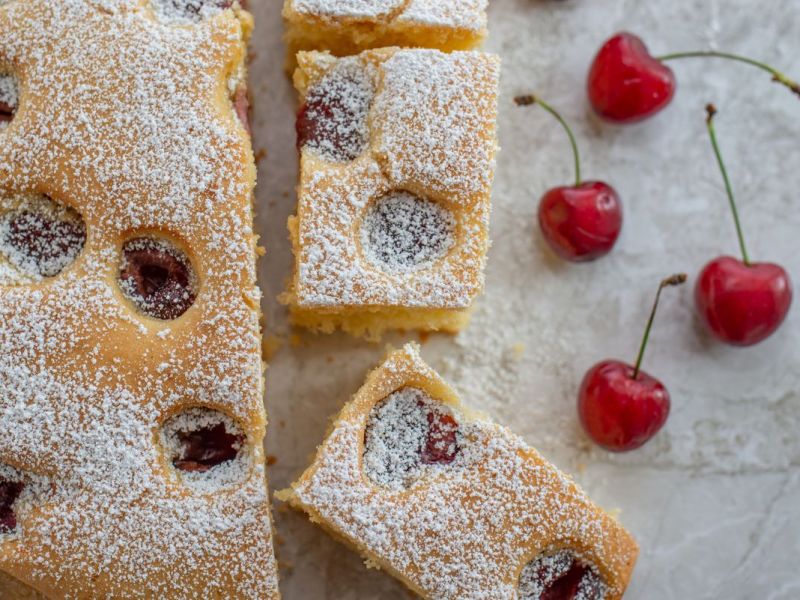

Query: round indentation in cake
[[519, 550, 608, 600], [161, 408, 249, 490], [360, 191, 456, 272], [363, 387, 462, 490], [0, 73, 18, 128], [0, 478, 24, 535], [0, 195, 86, 280], [118, 237, 197, 321], [151, 0, 234, 23], [296, 59, 373, 162]]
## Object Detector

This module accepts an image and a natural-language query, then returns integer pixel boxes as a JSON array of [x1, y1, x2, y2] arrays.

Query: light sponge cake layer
[[285, 48, 499, 340], [283, 0, 488, 60], [0, 1, 279, 598], [278, 343, 638, 599]]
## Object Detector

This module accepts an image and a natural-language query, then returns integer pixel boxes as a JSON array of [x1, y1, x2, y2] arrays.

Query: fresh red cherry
[[694, 105, 792, 346], [515, 95, 622, 261], [578, 274, 686, 451], [587, 33, 675, 124], [588, 32, 800, 124], [538, 182, 622, 261], [696, 256, 792, 346]]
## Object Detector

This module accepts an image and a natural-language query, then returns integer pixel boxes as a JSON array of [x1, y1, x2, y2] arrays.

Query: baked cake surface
[[284, 48, 499, 339], [278, 343, 638, 599], [283, 0, 488, 60], [0, 1, 279, 598]]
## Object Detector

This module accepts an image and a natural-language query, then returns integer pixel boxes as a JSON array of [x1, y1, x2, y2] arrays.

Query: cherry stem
[[632, 274, 687, 380], [514, 94, 582, 186], [657, 50, 800, 99], [705, 104, 750, 266]]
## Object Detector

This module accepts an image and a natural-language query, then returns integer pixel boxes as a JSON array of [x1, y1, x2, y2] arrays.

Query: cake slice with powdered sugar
[[278, 343, 638, 600]]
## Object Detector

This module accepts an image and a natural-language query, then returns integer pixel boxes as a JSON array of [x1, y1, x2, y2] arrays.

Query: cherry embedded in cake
[[519, 551, 608, 600], [363, 387, 461, 489], [173, 422, 244, 473], [118, 237, 197, 320], [0, 197, 86, 279], [0, 73, 18, 126], [162, 408, 247, 480], [361, 192, 456, 273], [295, 59, 373, 162], [152, 0, 235, 23], [0, 479, 24, 535]]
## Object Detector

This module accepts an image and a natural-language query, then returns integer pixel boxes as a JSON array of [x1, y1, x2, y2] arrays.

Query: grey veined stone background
[[250, 0, 800, 597]]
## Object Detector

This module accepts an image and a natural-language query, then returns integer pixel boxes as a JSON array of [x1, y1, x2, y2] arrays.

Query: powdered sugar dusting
[[0, 194, 86, 282], [518, 550, 608, 600], [290, 49, 498, 310], [289, 0, 486, 32], [285, 344, 637, 599], [298, 56, 374, 162], [0, 0, 278, 597], [161, 408, 251, 492], [360, 191, 455, 273], [363, 386, 462, 489], [151, 0, 233, 25], [0, 73, 17, 130]]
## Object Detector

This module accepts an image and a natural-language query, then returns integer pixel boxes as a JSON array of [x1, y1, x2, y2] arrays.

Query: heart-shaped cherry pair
[[695, 105, 792, 346], [514, 95, 622, 262], [579, 274, 686, 452], [588, 32, 800, 124]]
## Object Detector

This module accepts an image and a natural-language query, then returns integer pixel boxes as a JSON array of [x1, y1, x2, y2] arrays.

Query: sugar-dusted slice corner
[[283, 48, 500, 340], [278, 343, 638, 600], [282, 0, 487, 61]]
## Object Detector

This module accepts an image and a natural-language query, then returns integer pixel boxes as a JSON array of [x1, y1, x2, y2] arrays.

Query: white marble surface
[[248, 0, 800, 597]]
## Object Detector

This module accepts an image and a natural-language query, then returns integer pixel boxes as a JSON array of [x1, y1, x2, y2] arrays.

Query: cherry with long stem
[[695, 103, 793, 346], [632, 274, 687, 379], [514, 94, 582, 185], [514, 94, 622, 262], [659, 51, 800, 99], [705, 103, 750, 265]]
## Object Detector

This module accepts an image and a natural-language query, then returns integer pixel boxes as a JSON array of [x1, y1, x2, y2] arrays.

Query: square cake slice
[[278, 343, 638, 600], [0, 1, 279, 598], [283, 48, 500, 339], [283, 0, 488, 59]]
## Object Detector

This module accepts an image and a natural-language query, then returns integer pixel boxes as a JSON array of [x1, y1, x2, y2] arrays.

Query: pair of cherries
[[518, 33, 796, 451]]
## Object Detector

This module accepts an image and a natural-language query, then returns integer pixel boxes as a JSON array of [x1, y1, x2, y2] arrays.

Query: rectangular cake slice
[[0, 1, 279, 598], [283, 48, 499, 339], [278, 343, 638, 600], [283, 0, 488, 60]]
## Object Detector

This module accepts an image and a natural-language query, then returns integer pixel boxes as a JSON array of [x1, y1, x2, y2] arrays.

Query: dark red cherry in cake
[[0, 101, 13, 122], [520, 551, 606, 600], [0, 479, 24, 534], [2, 207, 86, 277], [578, 274, 685, 451], [119, 238, 196, 320], [695, 105, 792, 346], [588, 33, 675, 124], [515, 95, 622, 261], [296, 69, 371, 162], [696, 257, 792, 346], [420, 406, 460, 464], [173, 422, 244, 473]]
